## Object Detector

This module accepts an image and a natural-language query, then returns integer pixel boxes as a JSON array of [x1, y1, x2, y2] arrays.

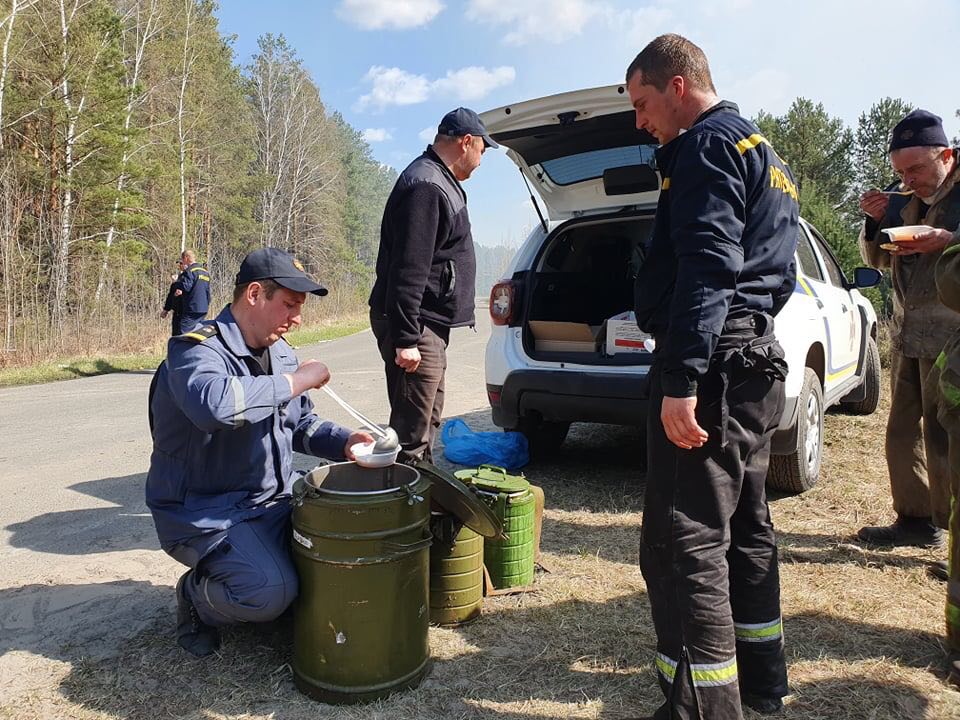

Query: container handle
[[291, 477, 315, 507], [403, 484, 425, 506], [382, 531, 433, 554], [477, 464, 508, 478]]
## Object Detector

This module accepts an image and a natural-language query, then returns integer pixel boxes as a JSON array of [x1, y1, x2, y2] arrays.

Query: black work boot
[[949, 652, 960, 689], [927, 560, 949, 582], [741, 693, 784, 715], [856, 516, 944, 548], [176, 571, 220, 657]]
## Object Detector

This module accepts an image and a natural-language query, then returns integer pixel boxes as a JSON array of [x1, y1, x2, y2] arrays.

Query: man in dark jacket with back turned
[[628, 34, 798, 719], [161, 249, 211, 335], [369, 107, 495, 461]]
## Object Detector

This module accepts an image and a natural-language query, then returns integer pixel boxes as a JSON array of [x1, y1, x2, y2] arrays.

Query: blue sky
[[215, 0, 960, 248]]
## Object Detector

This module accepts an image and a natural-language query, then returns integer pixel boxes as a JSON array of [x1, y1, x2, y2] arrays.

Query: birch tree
[[94, 0, 164, 301]]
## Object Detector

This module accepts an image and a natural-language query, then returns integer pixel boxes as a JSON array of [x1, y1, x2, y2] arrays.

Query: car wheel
[[841, 337, 881, 415], [515, 417, 570, 457], [767, 367, 824, 494]]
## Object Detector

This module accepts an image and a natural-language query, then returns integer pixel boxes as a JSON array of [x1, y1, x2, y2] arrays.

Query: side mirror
[[850, 266, 882, 289]]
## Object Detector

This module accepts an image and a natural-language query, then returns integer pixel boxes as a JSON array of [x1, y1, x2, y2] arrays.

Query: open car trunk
[[520, 215, 656, 366]]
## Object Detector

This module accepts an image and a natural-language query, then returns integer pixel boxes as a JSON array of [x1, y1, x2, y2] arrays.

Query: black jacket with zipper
[[369, 146, 477, 348]]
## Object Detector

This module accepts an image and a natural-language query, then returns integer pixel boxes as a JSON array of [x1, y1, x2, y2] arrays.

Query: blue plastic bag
[[441, 418, 529, 469]]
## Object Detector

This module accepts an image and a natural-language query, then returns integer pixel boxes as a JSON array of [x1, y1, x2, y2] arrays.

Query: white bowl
[[350, 441, 400, 468]]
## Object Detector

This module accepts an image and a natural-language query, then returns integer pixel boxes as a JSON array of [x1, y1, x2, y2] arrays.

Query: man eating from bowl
[[856, 109, 960, 564]]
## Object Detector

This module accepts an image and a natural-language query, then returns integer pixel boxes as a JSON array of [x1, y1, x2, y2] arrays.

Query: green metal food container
[[429, 513, 483, 626], [290, 462, 431, 704], [455, 465, 535, 589]]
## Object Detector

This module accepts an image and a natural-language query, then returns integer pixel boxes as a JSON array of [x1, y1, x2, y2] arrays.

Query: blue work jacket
[[145, 305, 351, 549], [173, 262, 211, 315], [635, 101, 799, 397]]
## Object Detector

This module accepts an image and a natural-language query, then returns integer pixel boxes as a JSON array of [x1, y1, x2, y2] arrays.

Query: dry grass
[[4, 384, 960, 719]]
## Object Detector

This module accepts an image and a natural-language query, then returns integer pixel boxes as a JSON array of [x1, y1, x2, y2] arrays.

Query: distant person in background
[[161, 249, 211, 335], [368, 107, 495, 462], [857, 110, 960, 567], [161, 256, 185, 336]]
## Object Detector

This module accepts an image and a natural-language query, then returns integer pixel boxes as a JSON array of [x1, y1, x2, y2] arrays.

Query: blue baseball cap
[[437, 107, 498, 149], [235, 248, 327, 296]]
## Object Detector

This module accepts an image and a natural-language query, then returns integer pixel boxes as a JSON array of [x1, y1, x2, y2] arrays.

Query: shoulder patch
[[176, 323, 219, 343]]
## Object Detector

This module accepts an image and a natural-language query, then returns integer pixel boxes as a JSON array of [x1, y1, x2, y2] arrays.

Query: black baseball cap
[[437, 107, 498, 149], [889, 109, 949, 152], [235, 247, 328, 296]]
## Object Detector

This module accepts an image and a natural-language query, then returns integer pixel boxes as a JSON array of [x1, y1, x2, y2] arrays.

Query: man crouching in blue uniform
[[627, 34, 798, 719], [146, 247, 373, 657]]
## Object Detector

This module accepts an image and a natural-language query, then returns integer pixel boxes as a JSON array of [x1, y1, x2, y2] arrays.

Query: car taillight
[[489, 280, 514, 326]]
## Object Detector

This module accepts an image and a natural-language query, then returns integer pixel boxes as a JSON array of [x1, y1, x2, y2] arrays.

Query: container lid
[[454, 464, 530, 494], [410, 460, 503, 538]]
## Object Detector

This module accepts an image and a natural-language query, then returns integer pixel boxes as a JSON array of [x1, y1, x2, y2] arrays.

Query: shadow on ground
[[5, 473, 158, 554], [40, 586, 951, 720]]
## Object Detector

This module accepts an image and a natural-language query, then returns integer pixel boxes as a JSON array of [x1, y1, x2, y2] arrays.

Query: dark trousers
[[641, 340, 788, 720], [167, 502, 297, 627], [176, 312, 206, 335], [370, 310, 449, 463]]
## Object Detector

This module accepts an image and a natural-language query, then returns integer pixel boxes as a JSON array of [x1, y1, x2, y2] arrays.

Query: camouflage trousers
[[931, 343, 960, 651]]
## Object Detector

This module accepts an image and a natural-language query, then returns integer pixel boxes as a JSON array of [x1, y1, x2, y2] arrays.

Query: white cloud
[[361, 128, 393, 143], [466, 0, 605, 45], [615, 5, 677, 51], [419, 126, 436, 142], [336, 0, 443, 30], [355, 66, 431, 111], [356, 65, 516, 111], [432, 66, 516, 102]]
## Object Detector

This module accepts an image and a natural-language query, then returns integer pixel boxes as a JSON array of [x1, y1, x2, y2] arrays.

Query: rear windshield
[[539, 145, 658, 186]]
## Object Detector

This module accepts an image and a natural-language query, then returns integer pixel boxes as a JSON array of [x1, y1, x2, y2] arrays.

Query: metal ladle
[[321, 385, 400, 454]]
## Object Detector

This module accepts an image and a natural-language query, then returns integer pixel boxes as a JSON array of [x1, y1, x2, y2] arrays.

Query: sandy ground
[[1, 317, 958, 719]]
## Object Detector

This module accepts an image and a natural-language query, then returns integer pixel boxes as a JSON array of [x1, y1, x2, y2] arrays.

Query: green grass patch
[[283, 318, 368, 347], [0, 318, 368, 388], [0, 353, 165, 388]]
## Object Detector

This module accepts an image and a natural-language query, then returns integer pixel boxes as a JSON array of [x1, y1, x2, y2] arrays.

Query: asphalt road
[[0, 313, 491, 698]]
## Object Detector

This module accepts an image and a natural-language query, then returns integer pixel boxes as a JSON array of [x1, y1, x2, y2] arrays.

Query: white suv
[[480, 85, 882, 493]]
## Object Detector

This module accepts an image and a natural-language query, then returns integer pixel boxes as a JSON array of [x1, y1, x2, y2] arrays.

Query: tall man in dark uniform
[[627, 34, 798, 719], [369, 108, 495, 462], [161, 249, 211, 335]]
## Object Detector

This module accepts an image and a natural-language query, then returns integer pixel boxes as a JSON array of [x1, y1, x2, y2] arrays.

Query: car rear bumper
[[488, 370, 649, 429], [770, 395, 799, 455]]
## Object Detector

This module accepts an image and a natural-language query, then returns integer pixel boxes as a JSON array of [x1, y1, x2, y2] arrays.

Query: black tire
[[515, 417, 570, 456], [841, 337, 881, 415], [767, 367, 824, 494]]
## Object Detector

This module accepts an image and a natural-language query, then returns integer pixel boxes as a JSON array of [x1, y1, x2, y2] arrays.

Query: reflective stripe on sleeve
[[736, 133, 770, 155], [735, 617, 783, 643], [229, 377, 246, 425], [304, 418, 323, 450]]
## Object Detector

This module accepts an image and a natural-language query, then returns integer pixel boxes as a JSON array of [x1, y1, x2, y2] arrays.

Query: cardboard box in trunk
[[528, 321, 600, 353]]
